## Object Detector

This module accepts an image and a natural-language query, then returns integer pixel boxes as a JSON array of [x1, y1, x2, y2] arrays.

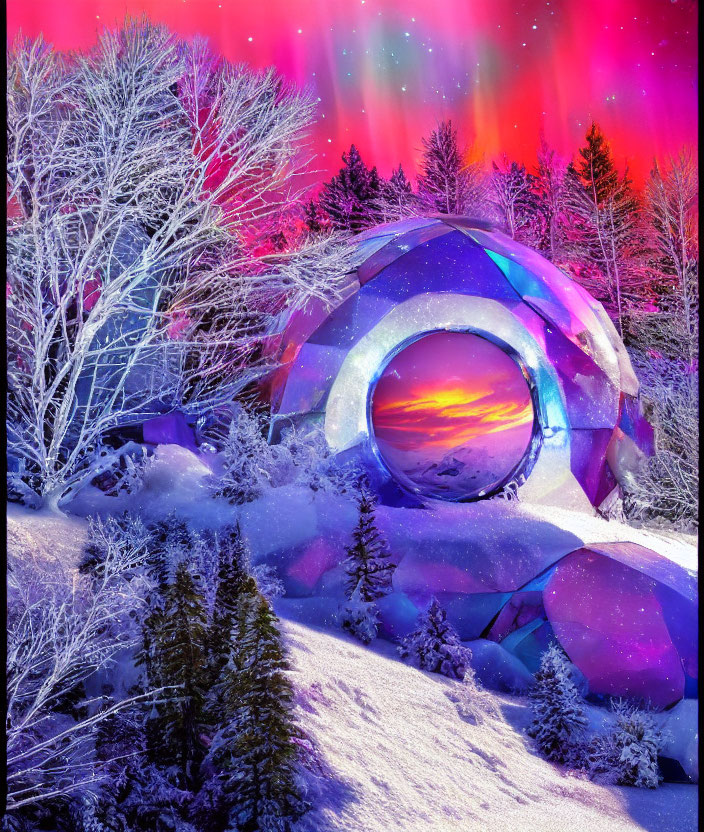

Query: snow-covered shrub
[[79, 512, 151, 580], [447, 667, 500, 725], [588, 700, 665, 788], [527, 643, 588, 766], [6, 514, 154, 812], [211, 410, 277, 504], [278, 423, 362, 494], [339, 584, 380, 645], [398, 597, 472, 680], [342, 478, 396, 602], [252, 563, 286, 602]]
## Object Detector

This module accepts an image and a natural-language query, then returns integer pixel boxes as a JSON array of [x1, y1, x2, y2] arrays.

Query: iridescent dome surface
[[267, 216, 653, 507]]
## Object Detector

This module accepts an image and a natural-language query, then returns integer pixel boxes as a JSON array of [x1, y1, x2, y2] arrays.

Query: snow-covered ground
[[285, 619, 697, 832], [6, 462, 698, 832]]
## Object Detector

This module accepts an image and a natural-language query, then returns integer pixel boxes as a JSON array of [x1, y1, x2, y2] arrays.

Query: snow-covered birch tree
[[6, 21, 350, 511]]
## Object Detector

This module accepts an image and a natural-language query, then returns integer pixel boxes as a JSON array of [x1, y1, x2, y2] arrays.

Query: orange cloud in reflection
[[373, 383, 534, 451]]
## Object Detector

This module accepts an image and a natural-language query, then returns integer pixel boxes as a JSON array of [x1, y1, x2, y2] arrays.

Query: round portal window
[[370, 331, 537, 500]]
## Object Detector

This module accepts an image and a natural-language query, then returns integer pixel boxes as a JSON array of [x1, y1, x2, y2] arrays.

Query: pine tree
[[302, 199, 330, 235], [417, 120, 487, 216], [588, 700, 663, 788], [527, 643, 588, 765], [207, 591, 307, 832], [376, 164, 417, 221], [568, 122, 644, 336], [398, 597, 472, 680], [208, 524, 257, 679], [339, 584, 379, 645], [319, 144, 382, 234], [140, 562, 210, 790], [147, 510, 195, 593], [342, 478, 395, 602]]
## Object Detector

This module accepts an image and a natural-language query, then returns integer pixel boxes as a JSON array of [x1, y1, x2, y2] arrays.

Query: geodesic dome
[[266, 216, 654, 509]]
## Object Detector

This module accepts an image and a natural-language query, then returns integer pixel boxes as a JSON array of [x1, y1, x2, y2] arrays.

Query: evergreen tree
[[339, 584, 379, 645], [302, 199, 330, 235], [147, 510, 195, 593], [205, 591, 307, 832], [588, 700, 663, 788], [139, 562, 210, 790], [568, 122, 644, 335], [342, 478, 395, 602], [398, 597, 471, 680], [417, 120, 488, 216], [318, 144, 382, 234], [376, 164, 417, 221], [527, 643, 588, 765], [208, 524, 257, 679]]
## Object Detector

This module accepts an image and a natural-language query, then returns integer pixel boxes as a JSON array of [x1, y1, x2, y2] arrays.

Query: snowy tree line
[[5, 18, 697, 526], [6, 512, 308, 831], [305, 123, 698, 529]]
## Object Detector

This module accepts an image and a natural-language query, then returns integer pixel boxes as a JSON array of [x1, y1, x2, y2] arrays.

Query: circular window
[[370, 331, 537, 500]]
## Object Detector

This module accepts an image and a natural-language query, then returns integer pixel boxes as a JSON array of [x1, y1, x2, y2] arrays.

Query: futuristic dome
[[267, 216, 654, 509]]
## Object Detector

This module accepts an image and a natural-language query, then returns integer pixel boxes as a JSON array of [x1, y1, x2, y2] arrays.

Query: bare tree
[[533, 135, 571, 262], [643, 149, 699, 366], [6, 21, 350, 511], [6, 516, 161, 811], [623, 354, 698, 530]]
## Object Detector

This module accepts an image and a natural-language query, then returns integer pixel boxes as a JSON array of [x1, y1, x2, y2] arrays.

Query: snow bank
[[284, 619, 697, 832]]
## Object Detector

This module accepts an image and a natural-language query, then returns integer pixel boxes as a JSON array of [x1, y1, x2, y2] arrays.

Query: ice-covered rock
[[463, 638, 535, 693]]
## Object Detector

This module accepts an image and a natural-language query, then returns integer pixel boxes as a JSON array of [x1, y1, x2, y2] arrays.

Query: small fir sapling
[[339, 584, 380, 645], [398, 597, 472, 680], [527, 643, 588, 765], [342, 478, 396, 603], [448, 664, 500, 725], [588, 700, 664, 788]]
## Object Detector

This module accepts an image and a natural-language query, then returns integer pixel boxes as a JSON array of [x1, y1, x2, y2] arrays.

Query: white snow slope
[[7, 493, 698, 832], [286, 619, 697, 832]]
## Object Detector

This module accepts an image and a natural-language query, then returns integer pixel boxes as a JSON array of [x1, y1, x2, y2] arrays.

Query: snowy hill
[[284, 619, 697, 832], [6, 484, 698, 832]]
